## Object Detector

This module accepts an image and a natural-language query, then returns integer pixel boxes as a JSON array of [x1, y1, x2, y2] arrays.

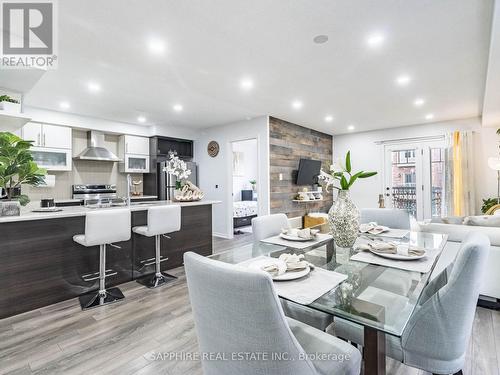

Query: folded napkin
[[278, 253, 313, 271], [260, 260, 287, 277], [359, 222, 388, 235], [282, 228, 316, 240], [356, 240, 425, 257]]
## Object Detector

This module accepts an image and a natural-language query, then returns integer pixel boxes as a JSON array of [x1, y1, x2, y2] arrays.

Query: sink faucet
[[126, 174, 132, 206]]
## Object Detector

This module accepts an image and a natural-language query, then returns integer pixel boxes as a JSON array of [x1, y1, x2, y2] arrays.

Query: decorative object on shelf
[[319, 151, 377, 248], [207, 140, 219, 157], [0, 95, 21, 114], [174, 180, 205, 202], [0, 132, 46, 216], [249, 179, 257, 191], [378, 194, 385, 208], [163, 151, 192, 190], [132, 179, 142, 196]]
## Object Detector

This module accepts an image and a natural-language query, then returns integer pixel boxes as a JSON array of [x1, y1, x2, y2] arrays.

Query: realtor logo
[[1, 0, 58, 69]]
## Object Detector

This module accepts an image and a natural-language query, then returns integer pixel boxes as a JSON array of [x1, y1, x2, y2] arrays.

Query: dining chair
[[252, 214, 334, 332], [360, 208, 410, 230], [334, 232, 490, 375], [252, 213, 290, 241], [184, 252, 361, 375]]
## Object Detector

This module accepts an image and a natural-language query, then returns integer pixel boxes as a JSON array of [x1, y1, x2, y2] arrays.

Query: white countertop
[[0, 200, 221, 223]]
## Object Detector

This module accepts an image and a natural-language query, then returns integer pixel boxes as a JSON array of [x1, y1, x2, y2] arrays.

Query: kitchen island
[[0, 200, 219, 319]]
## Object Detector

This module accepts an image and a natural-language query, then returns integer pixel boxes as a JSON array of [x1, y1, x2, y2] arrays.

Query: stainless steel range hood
[[73, 131, 122, 162]]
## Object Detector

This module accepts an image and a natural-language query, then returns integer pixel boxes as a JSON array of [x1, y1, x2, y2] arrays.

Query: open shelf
[[0, 111, 31, 132]]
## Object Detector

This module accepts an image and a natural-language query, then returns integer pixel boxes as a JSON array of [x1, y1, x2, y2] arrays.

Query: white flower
[[163, 153, 192, 181]]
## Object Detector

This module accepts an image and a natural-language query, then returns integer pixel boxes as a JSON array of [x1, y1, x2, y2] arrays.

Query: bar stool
[[133, 205, 181, 288], [73, 208, 131, 310]]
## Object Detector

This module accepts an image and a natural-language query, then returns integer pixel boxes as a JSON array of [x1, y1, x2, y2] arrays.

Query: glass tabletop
[[210, 231, 447, 337]]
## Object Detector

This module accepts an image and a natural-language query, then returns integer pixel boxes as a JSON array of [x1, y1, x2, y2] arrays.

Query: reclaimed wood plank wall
[[269, 117, 333, 218]]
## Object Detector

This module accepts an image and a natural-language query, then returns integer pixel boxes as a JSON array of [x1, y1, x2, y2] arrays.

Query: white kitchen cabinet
[[22, 122, 73, 171], [118, 135, 150, 173], [22, 122, 42, 146], [41, 124, 72, 149], [119, 135, 149, 156]]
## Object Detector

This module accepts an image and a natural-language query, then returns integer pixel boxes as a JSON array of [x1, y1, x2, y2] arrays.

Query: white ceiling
[[13, 0, 497, 134]]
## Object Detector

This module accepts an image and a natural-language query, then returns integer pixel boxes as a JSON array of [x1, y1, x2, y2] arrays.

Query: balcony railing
[[391, 186, 442, 218]]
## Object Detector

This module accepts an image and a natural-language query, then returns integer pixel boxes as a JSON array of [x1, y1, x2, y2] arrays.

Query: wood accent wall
[[269, 117, 333, 218]]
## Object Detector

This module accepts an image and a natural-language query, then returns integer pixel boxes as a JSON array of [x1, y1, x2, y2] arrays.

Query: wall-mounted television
[[295, 159, 321, 185]]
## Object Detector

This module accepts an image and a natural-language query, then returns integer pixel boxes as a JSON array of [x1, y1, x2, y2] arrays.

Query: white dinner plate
[[279, 233, 313, 242], [368, 249, 426, 261], [273, 266, 311, 281]]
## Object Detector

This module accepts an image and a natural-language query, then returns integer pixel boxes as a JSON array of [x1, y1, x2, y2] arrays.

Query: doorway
[[230, 138, 259, 235], [383, 140, 446, 221]]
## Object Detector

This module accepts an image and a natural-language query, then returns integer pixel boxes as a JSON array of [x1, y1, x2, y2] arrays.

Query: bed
[[233, 190, 258, 228]]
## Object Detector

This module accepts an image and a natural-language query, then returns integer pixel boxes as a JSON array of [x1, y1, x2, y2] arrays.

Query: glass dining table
[[209, 231, 448, 375]]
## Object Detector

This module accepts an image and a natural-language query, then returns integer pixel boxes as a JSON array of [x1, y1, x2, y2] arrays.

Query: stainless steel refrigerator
[[158, 161, 198, 200]]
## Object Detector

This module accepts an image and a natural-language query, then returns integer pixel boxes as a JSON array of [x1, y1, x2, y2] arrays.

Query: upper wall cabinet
[[118, 135, 150, 173], [22, 122, 72, 171]]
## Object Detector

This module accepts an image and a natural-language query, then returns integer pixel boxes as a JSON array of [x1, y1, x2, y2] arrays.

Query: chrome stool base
[[136, 272, 177, 289], [79, 287, 125, 310]]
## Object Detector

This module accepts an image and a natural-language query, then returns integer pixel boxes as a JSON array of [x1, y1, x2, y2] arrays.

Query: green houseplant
[[319, 151, 378, 248], [0, 95, 21, 113], [0, 132, 46, 215]]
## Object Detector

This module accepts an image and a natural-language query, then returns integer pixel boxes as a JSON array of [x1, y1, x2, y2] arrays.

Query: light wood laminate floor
[[0, 235, 499, 375]]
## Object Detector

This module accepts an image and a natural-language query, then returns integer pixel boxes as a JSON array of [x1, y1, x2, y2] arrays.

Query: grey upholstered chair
[[252, 214, 333, 331], [184, 252, 361, 375], [334, 232, 490, 375], [252, 213, 290, 242], [360, 208, 411, 230]]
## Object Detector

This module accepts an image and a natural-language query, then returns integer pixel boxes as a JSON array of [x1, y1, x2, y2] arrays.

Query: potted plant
[[249, 179, 257, 191], [0, 95, 21, 114], [319, 151, 377, 248], [0, 132, 46, 216], [163, 151, 192, 197]]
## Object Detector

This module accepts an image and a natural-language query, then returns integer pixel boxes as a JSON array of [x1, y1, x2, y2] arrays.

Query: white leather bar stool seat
[[73, 208, 131, 310], [133, 205, 181, 288]]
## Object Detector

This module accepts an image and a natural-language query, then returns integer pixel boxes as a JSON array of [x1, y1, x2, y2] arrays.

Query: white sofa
[[418, 221, 500, 299]]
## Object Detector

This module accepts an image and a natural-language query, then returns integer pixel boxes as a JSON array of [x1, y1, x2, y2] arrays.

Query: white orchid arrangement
[[163, 151, 191, 189], [318, 151, 377, 191]]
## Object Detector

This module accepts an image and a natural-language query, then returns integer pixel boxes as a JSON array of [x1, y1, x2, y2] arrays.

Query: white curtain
[[443, 131, 475, 217]]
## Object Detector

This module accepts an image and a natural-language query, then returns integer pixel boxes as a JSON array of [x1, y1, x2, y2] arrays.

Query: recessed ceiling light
[[324, 115, 334, 123], [425, 113, 434, 120], [291, 100, 303, 110], [87, 82, 101, 93], [173, 104, 183, 112], [148, 37, 166, 55], [59, 101, 70, 110], [240, 78, 254, 91], [395, 75, 412, 86], [366, 32, 385, 48], [137, 116, 147, 123], [347, 125, 355, 131], [414, 98, 425, 107], [313, 35, 329, 44]]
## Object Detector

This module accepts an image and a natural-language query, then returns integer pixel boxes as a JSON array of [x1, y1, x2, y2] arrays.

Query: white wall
[[195, 116, 270, 238], [333, 117, 497, 214], [232, 139, 258, 201]]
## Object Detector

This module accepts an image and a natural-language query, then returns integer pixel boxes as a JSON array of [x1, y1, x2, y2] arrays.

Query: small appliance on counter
[[31, 197, 63, 213]]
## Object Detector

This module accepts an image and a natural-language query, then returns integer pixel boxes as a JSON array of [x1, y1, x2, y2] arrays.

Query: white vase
[[0, 102, 21, 114], [328, 190, 360, 248]]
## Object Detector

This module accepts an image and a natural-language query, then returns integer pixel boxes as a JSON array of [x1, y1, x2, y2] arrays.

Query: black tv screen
[[296, 159, 321, 185]]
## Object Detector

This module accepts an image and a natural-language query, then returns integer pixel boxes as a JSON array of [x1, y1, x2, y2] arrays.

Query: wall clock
[[207, 141, 219, 157]]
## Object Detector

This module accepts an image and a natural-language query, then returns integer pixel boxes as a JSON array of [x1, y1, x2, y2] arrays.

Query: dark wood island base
[[0, 205, 213, 319]]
